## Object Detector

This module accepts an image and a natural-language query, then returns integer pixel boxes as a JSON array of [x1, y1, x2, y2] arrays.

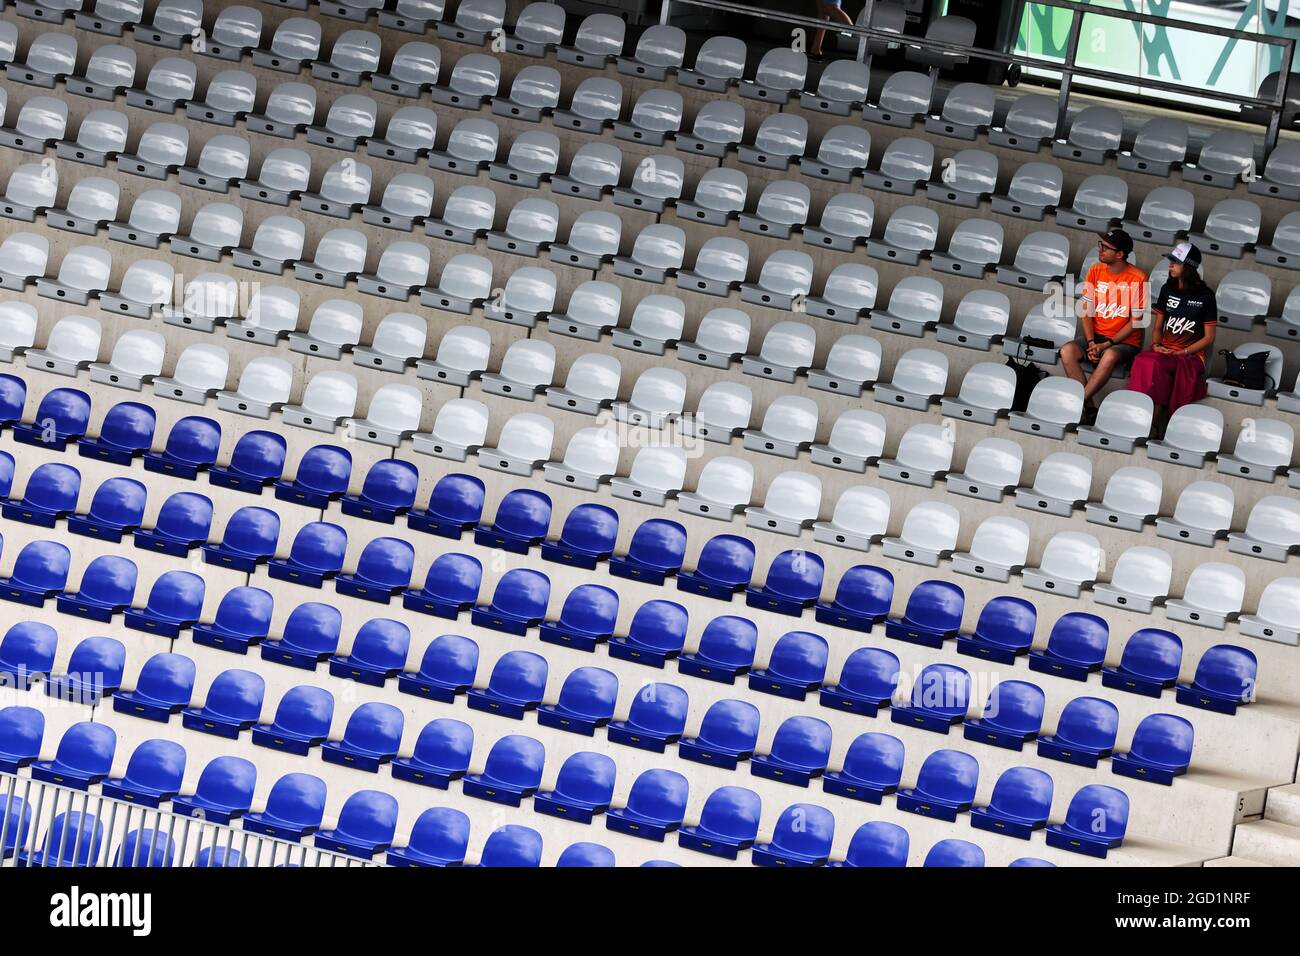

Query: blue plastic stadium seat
[[399, 634, 479, 701], [172, 756, 258, 825], [751, 803, 835, 867], [474, 488, 554, 555], [609, 518, 688, 585], [748, 630, 829, 699], [829, 821, 910, 867], [1037, 696, 1120, 767], [475, 825, 543, 867], [194, 847, 247, 867], [124, 569, 205, 636], [45, 637, 125, 704], [0, 375, 25, 429], [0, 539, 70, 606], [822, 732, 905, 803], [1027, 611, 1109, 681], [462, 733, 547, 806], [676, 534, 756, 600], [0, 621, 57, 688], [387, 807, 472, 867], [0, 453, 12, 499], [209, 430, 289, 494], [819, 646, 901, 717], [923, 838, 985, 867], [606, 682, 689, 752], [814, 564, 894, 632], [470, 568, 551, 635], [243, 772, 329, 842], [252, 685, 335, 755], [678, 786, 762, 859], [1176, 645, 1257, 716], [133, 491, 214, 557], [402, 552, 483, 618], [606, 768, 690, 842], [328, 618, 410, 686], [192, 586, 275, 654], [677, 615, 759, 684], [260, 602, 344, 670], [678, 698, 761, 770], [539, 583, 619, 652], [970, 766, 1054, 839], [268, 522, 348, 588], [0, 797, 30, 860], [895, 748, 979, 821], [77, 401, 155, 465], [640, 860, 681, 867], [391, 718, 474, 789], [315, 789, 400, 858], [30, 721, 115, 789], [202, 505, 281, 571], [67, 476, 148, 541], [1111, 713, 1194, 785], [274, 444, 353, 509], [13, 387, 91, 451], [1010, 857, 1055, 867], [181, 668, 266, 739], [112, 652, 196, 721], [608, 598, 690, 667], [0, 706, 43, 773], [143, 415, 222, 479], [1045, 784, 1129, 858], [540, 503, 619, 569], [101, 739, 187, 807], [2, 461, 81, 526], [537, 666, 619, 735], [19, 811, 103, 868], [963, 680, 1046, 751], [885, 579, 965, 649], [751, 715, 833, 787], [322, 702, 404, 773], [956, 595, 1037, 665], [747, 549, 825, 616], [534, 751, 617, 824], [1102, 628, 1182, 697], [557, 842, 616, 867], [891, 663, 972, 733], [341, 459, 420, 523], [466, 649, 549, 719], [335, 536, 416, 602], [115, 829, 176, 867], [407, 473, 487, 538]]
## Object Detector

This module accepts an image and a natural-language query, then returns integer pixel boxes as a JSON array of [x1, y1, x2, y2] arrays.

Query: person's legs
[[1128, 350, 1175, 440], [809, 1, 851, 57], [1059, 339, 1088, 390], [1082, 347, 1123, 404]]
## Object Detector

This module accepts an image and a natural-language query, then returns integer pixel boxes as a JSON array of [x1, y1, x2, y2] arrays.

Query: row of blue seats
[[1, 714, 1126, 861]]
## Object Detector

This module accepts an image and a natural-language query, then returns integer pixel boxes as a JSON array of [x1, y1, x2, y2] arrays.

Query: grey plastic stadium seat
[[1155, 480, 1233, 548], [908, 13, 975, 72], [0, 302, 37, 362], [437, 0, 504, 45], [246, 82, 317, 139], [807, 334, 882, 397], [238, 148, 311, 206], [546, 352, 621, 417], [1239, 578, 1300, 645], [200, 6, 263, 60], [37, 246, 112, 305], [66, 45, 137, 100], [740, 47, 807, 105], [1257, 211, 1300, 271], [1052, 106, 1123, 164], [611, 445, 688, 507], [362, 172, 436, 232], [613, 223, 685, 283], [677, 169, 749, 228], [419, 253, 491, 314], [56, 109, 129, 166], [811, 409, 886, 473], [803, 193, 874, 252], [301, 157, 373, 219], [373, 42, 442, 98], [486, 196, 558, 256], [231, 216, 305, 275], [861, 137, 934, 196], [24, 314, 100, 376], [288, 300, 364, 361], [319, 0, 381, 21], [282, 371, 358, 432], [311, 30, 381, 87], [0, 164, 57, 221], [47, 177, 119, 235], [359, 241, 431, 301], [930, 220, 1004, 277], [877, 423, 954, 488], [347, 384, 424, 447], [926, 149, 998, 208], [476, 412, 554, 476], [945, 437, 1023, 502], [676, 101, 745, 158], [871, 277, 944, 338], [1268, 286, 1300, 342], [800, 125, 871, 183], [1056, 174, 1127, 232], [940, 362, 1016, 425], [865, 205, 939, 265], [686, 382, 752, 444], [1276, 371, 1300, 415], [1191, 199, 1261, 260], [485, 267, 557, 328], [216, 357, 294, 418], [614, 155, 685, 214], [882, 501, 959, 566], [481, 340, 556, 400], [367, 108, 439, 164], [547, 281, 621, 343], [951, 516, 1031, 582], [8, 32, 77, 87], [1092, 546, 1173, 614], [100, 259, 172, 319], [492, 65, 562, 124], [926, 82, 996, 139], [426, 185, 496, 244], [1206, 344, 1282, 404], [1015, 452, 1092, 517], [0, 233, 48, 290], [169, 203, 242, 262], [736, 114, 808, 171], [676, 237, 750, 297], [412, 398, 489, 460], [863, 71, 932, 128], [1076, 390, 1153, 454], [741, 320, 816, 383], [1216, 417, 1293, 482], [178, 135, 251, 192], [1001, 304, 1076, 367], [1228, 496, 1300, 563], [801, 59, 871, 115], [937, 290, 1010, 351], [557, 13, 624, 69], [415, 325, 491, 388], [159, 272, 239, 333], [617, 23, 685, 80], [186, 70, 257, 126], [1085, 466, 1162, 532], [1121, 186, 1195, 246], [996, 232, 1071, 291], [137, 0, 202, 48], [294, 228, 367, 288], [307, 94, 378, 150], [813, 485, 891, 552], [1022, 531, 1103, 598], [678, 456, 754, 520], [251, 17, 320, 71], [614, 367, 687, 428], [614, 89, 684, 147], [742, 395, 819, 459], [745, 471, 821, 537], [1165, 563, 1245, 630], [873, 347, 949, 411], [989, 92, 1057, 151], [1213, 271, 1271, 331], [1009, 378, 1083, 440], [506, 2, 565, 57], [806, 263, 878, 324], [353, 312, 427, 373], [551, 142, 623, 200], [1251, 139, 1300, 202], [990, 162, 1063, 221], [227, 286, 301, 346], [552, 77, 622, 135], [611, 295, 685, 354], [678, 35, 745, 91], [125, 58, 196, 113], [740, 181, 810, 240], [1186, 130, 1255, 188], [0, 96, 67, 152], [379, 0, 446, 34], [1118, 117, 1188, 177], [77, 0, 143, 34], [153, 343, 230, 404], [544, 427, 620, 491], [1146, 404, 1224, 467], [677, 308, 751, 369]]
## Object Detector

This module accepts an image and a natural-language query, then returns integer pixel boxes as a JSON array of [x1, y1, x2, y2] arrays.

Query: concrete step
[[1264, 783, 1300, 827], [1230, 818, 1300, 866], [1203, 855, 1274, 867]]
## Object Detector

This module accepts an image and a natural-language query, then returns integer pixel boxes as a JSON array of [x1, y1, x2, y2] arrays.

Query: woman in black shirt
[[1128, 242, 1217, 439]]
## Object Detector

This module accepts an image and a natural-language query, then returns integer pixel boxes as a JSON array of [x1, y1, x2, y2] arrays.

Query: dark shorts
[[1070, 337, 1139, 368]]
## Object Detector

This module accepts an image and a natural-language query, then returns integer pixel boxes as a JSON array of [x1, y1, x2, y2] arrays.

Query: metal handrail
[[660, 0, 1295, 153]]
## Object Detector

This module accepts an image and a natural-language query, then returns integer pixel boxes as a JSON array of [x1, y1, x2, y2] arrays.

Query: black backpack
[[1218, 349, 1272, 392], [1006, 338, 1050, 411]]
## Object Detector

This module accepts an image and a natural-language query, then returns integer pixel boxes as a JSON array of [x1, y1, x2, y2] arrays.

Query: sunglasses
[[1097, 241, 1120, 253]]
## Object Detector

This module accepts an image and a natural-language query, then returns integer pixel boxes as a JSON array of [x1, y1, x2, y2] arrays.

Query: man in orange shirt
[[1059, 228, 1148, 421]]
